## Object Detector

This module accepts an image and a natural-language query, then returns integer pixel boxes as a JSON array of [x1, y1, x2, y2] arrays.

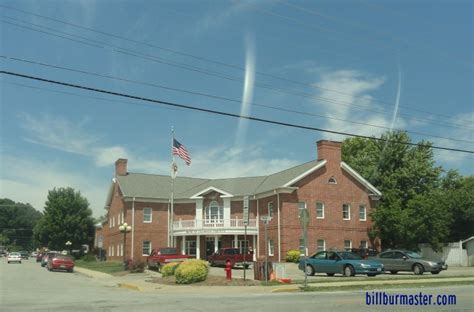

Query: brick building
[[100, 140, 381, 262]]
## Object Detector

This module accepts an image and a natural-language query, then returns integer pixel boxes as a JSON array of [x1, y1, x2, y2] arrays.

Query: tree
[[342, 131, 446, 250], [33, 187, 95, 251], [0, 198, 42, 250]]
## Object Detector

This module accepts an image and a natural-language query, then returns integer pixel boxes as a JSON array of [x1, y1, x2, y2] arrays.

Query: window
[[112, 216, 115, 227], [185, 240, 196, 256], [359, 205, 366, 221], [344, 240, 352, 251], [268, 240, 274, 256], [121, 210, 124, 224], [111, 245, 115, 257], [316, 202, 324, 219], [360, 240, 368, 249], [142, 240, 151, 256], [108, 246, 111, 256], [313, 251, 326, 259], [109, 218, 111, 228], [267, 202, 273, 217], [205, 201, 223, 224], [299, 238, 305, 255], [328, 176, 337, 184], [342, 204, 351, 220], [298, 201, 306, 210], [317, 239, 325, 252], [117, 244, 120, 257], [143, 207, 152, 223]]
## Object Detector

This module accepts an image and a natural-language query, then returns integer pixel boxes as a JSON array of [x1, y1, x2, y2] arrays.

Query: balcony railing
[[172, 219, 257, 233]]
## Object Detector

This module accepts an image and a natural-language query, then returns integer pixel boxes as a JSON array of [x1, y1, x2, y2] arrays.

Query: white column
[[223, 197, 231, 227], [253, 235, 257, 261], [196, 198, 203, 230], [214, 235, 219, 253], [234, 234, 238, 248], [196, 235, 200, 259], [182, 236, 186, 255]]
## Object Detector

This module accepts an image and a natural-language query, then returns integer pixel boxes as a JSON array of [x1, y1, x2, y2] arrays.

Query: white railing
[[173, 219, 257, 230]]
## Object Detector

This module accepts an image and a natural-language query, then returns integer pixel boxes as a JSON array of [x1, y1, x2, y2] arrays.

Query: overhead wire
[[2, 18, 472, 132], [3, 57, 472, 143], [1, 69, 473, 154], [0, 6, 471, 124]]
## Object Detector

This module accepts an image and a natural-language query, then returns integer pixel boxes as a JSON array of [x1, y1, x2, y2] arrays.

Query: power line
[[1, 69, 473, 154], [3, 55, 473, 143], [1, 8, 471, 124], [2, 19, 472, 132]]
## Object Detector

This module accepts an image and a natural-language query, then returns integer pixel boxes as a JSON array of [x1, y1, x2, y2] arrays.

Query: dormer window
[[328, 176, 337, 184]]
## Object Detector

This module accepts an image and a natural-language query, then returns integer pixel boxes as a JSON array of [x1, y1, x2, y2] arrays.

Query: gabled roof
[[341, 162, 382, 197]]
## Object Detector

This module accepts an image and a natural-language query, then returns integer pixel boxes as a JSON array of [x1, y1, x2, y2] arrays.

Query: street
[[1, 259, 473, 312]]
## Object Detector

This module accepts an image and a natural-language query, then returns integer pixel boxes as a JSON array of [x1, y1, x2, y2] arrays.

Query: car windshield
[[159, 248, 177, 255], [405, 251, 423, 259], [339, 252, 362, 260], [10, 252, 20, 256]]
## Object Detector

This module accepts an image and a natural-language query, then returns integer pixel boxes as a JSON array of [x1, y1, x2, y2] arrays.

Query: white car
[[7, 252, 22, 264]]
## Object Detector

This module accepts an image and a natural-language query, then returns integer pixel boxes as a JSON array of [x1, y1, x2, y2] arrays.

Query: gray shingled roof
[[116, 159, 323, 199]]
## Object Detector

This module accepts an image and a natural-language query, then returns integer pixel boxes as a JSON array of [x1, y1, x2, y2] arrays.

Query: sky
[[1, 0, 473, 218]]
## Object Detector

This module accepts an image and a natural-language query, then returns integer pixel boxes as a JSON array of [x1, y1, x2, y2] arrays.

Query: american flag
[[172, 139, 191, 166]]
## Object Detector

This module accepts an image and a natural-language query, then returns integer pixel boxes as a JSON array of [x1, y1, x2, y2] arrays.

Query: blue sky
[[1, 0, 473, 217]]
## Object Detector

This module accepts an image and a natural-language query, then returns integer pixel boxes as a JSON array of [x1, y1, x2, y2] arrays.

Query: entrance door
[[205, 237, 222, 259]]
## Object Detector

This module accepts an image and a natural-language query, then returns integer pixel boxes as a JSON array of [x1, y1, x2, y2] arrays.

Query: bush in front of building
[[175, 259, 209, 284], [128, 260, 146, 273], [285, 249, 300, 263], [81, 253, 97, 262], [161, 262, 181, 277]]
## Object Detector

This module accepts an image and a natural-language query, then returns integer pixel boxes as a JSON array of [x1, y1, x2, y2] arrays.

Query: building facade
[[100, 140, 381, 262]]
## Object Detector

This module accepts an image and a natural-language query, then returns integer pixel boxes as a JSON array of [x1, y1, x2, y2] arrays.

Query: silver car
[[374, 250, 447, 275]]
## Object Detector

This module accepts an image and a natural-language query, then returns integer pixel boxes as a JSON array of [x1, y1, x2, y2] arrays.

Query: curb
[[117, 283, 142, 291], [271, 287, 301, 293]]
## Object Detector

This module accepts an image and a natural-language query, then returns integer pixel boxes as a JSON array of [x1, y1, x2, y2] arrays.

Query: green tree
[[342, 131, 446, 250], [0, 198, 42, 250], [33, 187, 95, 251]]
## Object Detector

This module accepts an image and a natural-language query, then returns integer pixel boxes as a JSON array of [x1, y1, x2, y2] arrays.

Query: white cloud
[[94, 146, 130, 167]]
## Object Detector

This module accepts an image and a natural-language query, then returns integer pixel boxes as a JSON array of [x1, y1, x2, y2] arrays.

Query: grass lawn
[[75, 260, 125, 274]]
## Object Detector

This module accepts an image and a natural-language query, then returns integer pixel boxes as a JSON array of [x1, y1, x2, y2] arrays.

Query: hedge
[[285, 249, 300, 263], [161, 262, 181, 277], [174, 259, 209, 284]]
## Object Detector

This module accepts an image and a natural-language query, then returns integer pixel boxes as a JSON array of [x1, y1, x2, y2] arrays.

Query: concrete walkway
[[74, 265, 474, 294]]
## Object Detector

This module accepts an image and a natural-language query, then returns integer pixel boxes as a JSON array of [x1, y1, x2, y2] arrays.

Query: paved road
[[1, 259, 473, 312]]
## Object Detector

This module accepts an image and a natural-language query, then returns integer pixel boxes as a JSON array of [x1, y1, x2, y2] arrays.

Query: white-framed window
[[143, 207, 152, 223], [112, 216, 115, 227], [298, 201, 306, 210], [343, 204, 351, 220], [205, 200, 223, 224], [121, 210, 124, 224], [109, 218, 111, 228], [111, 245, 115, 257], [268, 202, 273, 217], [142, 240, 151, 256], [268, 240, 274, 256], [359, 205, 366, 221], [328, 176, 337, 184], [185, 240, 196, 256], [117, 244, 120, 257], [317, 239, 325, 252], [344, 240, 352, 251], [108, 246, 111, 256], [360, 240, 368, 249], [316, 202, 324, 219]]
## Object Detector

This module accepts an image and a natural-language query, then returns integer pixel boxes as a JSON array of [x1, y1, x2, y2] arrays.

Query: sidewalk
[[74, 266, 474, 294]]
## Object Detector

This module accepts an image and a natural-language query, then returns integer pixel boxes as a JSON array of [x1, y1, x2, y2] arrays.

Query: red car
[[147, 247, 191, 272], [47, 254, 75, 272]]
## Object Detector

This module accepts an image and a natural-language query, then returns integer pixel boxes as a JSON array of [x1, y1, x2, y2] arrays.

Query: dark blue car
[[299, 251, 384, 277]]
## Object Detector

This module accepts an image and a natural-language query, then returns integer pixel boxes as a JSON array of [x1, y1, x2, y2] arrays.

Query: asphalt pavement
[[1, 258, 473, 312]]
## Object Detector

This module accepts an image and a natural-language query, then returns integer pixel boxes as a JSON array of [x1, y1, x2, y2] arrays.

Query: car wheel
[[305, 265, 315, 276], [7, 261, 10, 264], [413, 264, 424, 275], [326, 273, 335, 277], [343, 265, 355, 277], [390, 271, 398, 274], [431, 271, 440, 275]]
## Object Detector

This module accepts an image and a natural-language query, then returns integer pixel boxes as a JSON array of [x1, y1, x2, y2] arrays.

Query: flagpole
[[170, 126, 176, 247]]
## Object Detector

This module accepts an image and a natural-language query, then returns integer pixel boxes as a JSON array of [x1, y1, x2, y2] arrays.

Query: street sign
[[243, 196, 249, 226], [260, 216, 272, 224]]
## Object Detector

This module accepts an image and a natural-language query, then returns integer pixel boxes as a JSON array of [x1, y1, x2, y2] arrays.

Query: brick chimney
[[115, 158, 128, 176], [317, 140, 342, 163]]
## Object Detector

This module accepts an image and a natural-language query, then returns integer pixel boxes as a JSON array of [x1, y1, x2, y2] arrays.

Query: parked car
[[19, 251, 29, 260], [147, 247, 191, 272], [208, 248, 252, 269], [47, 254, 75, 272], [372, 250, 447, 275], [7, 252, 22, 264], [299, 250, 384, 277], [36, 252, 45, 262], [351, 247, 378, 259], [31, 251, 38, 257], [41, 252, 57, 267]]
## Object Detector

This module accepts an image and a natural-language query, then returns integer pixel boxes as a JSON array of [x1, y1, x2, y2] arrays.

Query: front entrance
[[205, 236, 222, 259]]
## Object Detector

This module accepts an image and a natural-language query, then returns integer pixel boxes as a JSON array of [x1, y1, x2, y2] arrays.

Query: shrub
[[128, 260, 146, 273], [81, 253, 97, 262], [285, 249, 300, 263], [161, 262, 181, 277], [174, 259, 209, 284]]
